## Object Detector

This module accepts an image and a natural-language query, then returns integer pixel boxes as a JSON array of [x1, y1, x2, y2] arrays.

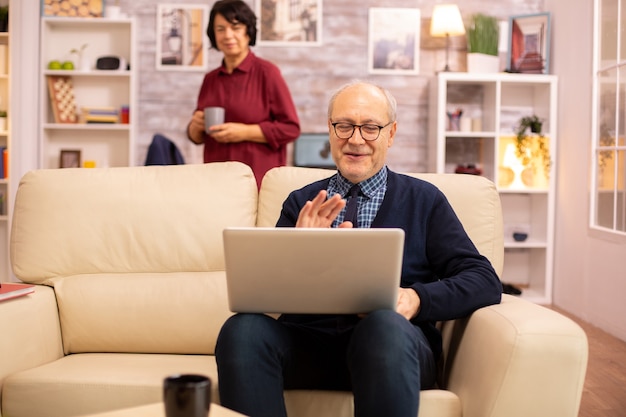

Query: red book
[[2, 148, 6, 178], [0, 283, 35, 302]]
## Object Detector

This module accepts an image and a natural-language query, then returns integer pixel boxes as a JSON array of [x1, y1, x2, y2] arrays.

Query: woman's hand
[[187, 110, 206, 144], [208, 123, 266, 144]]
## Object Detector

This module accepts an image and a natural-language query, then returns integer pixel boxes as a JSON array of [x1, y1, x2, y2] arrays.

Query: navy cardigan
[[276, 170, 502, 358]]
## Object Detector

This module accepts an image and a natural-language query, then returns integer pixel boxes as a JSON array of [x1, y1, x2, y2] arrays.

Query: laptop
[[223, 227, 405, 314]]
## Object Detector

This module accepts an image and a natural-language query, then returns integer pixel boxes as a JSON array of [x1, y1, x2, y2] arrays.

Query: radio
[[96, 56, 128, 71]]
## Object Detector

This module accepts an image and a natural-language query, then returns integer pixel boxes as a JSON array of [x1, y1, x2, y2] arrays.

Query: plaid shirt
[[329, 166, 388, 228]]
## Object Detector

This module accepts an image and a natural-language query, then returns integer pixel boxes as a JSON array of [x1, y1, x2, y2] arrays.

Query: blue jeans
[[215, 310, 437, 417]]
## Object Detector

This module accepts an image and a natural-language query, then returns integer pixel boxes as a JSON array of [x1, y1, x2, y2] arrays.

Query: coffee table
[[80, 402, 246, 417]]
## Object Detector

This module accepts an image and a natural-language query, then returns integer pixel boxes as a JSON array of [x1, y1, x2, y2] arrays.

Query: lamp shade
[[430, 4, 466, 37]]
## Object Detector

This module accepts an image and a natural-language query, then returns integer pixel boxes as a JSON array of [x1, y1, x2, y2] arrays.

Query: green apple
[[61, 61, 75, 70], [48, 60, 62, 70]]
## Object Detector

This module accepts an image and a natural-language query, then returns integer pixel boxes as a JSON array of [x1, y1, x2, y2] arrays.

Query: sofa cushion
[[11, 162, 258, 281], [2, 353, 216, 417], [3, 352, 461, 417], [52, 272, 231, 354]]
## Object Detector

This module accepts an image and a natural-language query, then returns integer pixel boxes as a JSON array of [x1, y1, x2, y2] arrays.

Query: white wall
[[546, 0, 626, 341]]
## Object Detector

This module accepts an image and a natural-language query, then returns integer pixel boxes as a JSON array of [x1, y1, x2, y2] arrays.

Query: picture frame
[[60, 150, 81, 169], [368, 8, 421, 75], [256, 0, 322, 46], [41, 0, 104, 17], [507, 12, 551, 74], [156, 4, 210, 71]]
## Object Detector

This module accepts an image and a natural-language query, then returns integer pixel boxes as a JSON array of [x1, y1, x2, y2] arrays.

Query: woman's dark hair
[[207, 0, 257, 49]]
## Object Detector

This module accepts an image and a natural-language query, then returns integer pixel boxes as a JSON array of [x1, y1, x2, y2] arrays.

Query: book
[[80, 106, 120, 124], [0, 282, 35, 302], [2, 147, 7, 178], [0, 146, 5, 179]]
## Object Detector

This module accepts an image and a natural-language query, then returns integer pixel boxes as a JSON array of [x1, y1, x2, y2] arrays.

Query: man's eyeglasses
[[331, 121, 393, 141]]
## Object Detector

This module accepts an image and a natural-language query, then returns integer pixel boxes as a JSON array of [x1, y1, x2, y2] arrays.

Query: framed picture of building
[[368, 8, 421, 75], [257, 0, 322, 46], [156, 4, 210, 71], [507, 12, 551, 74]]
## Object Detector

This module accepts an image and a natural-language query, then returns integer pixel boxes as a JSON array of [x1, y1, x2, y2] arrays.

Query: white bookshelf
[[429, 72, 558, 304], [0, 17, 9, 281], [39, 17, 137, 169]]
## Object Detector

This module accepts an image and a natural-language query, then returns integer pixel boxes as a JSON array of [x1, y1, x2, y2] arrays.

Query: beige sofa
[[1, 162, 587, 417]]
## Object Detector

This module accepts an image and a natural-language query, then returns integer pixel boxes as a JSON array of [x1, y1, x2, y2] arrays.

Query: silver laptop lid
[[223, 227, 404, 314]]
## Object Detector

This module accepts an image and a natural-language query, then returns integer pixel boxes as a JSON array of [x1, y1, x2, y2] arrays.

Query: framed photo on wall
[[507, 12, 551, 74], [156, 4, 210, 71], [256, 0, 322, 46], [59, 150, 81, 169], [368, 8, 421, 75]]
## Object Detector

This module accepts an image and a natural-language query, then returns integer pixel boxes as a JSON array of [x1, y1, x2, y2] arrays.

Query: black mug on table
[[163, 374, 211, 417]]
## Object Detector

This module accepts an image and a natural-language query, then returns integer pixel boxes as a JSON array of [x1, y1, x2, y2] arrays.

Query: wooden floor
[[550, 306, 626, 417]]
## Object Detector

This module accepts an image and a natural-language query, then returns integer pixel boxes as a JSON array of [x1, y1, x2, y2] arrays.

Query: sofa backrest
[[259, 166, 504, 277], [11, 162, 257, 355]]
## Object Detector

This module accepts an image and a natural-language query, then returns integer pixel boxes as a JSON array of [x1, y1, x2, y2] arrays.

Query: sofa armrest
[[441, 294, 588, 417], [0, 285, 64, 404]]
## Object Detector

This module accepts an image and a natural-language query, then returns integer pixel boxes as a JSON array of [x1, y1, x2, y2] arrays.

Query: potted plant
[[514, 115, 551, 177], [466, 13, 499, 73]]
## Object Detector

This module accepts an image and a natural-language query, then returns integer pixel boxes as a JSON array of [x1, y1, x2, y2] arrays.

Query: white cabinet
[[40, 17, 136, 169], [0, 19, 9, 282], [429, 72, 558, 304]]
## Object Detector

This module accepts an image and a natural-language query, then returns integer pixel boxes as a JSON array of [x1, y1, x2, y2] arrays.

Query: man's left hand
[[396, 287, 421, 320]]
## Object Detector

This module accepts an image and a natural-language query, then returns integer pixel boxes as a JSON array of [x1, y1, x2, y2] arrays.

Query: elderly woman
[[186, 0, 301, 188]]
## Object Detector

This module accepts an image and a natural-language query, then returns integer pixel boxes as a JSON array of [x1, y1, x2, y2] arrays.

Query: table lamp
[[430, 4, 466, 72]]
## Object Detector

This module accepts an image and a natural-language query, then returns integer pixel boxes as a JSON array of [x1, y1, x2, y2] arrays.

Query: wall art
[[257, 0, 322, 46], [156, 4, 210, 71], [507, 12, 551, 74], [368, 8, 421, 75]]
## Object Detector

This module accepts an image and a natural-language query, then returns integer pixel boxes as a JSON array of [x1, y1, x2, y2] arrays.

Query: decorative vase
[[80, 55, 91, 72], [107, 6, 122, 19], [467, 53, 500, 73]]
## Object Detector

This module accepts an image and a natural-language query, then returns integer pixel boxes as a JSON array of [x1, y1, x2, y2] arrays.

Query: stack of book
[[80, 106, 119, 124]]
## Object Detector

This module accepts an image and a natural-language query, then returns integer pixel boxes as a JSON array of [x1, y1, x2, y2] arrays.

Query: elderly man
[[215, 81, 502, 417]]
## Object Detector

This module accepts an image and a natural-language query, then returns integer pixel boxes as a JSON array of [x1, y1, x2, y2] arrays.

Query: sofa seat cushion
[[284, 389, 460, 417], [2, 353, 217, 417], [3, 352, 461, 417]]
